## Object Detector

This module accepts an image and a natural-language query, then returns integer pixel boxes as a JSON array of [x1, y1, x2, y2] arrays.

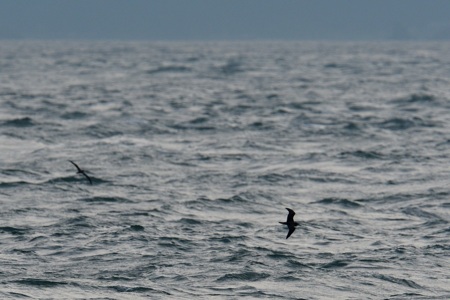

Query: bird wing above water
[[81, 172, 92, 185], [69, 160, 82, 172], [286, 208, 295, 222], [69, 160, 92, 184], [284, 208, 297, 239], [286, 226, 296, 239]]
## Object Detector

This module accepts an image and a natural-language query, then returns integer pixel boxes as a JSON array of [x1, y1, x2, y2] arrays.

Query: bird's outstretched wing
[[69, 160, 92, 184], [69, 160, 82, 172], [286, 208, 295, 222], [81, 172, 92, 185], [286, 226, 296, 239]]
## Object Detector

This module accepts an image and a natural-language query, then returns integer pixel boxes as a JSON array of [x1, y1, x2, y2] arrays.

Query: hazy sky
[[1, 0, 450, 40]]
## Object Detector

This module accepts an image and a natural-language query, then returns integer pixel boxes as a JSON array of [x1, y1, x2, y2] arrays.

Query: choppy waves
[[1, 41, 450, 299]]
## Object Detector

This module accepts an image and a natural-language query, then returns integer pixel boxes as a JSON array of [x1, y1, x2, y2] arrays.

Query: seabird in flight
[[69, 160, 92, 185], [279, 208, 299, 239]]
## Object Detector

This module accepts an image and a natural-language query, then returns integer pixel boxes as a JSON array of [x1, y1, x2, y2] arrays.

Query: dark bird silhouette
[[69, 160, 92, 184], [279, 208, 299, 239]]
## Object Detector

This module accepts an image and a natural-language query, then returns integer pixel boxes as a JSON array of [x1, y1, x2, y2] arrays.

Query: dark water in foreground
[[1, 41, 450, 299]]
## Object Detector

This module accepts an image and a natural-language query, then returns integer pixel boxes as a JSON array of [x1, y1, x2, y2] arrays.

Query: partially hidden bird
[[279, 208, 299, 239], [69, 160, 92, 184]]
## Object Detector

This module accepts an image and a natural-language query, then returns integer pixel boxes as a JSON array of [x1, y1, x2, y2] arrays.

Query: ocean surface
[[1, 40, 450, 299]]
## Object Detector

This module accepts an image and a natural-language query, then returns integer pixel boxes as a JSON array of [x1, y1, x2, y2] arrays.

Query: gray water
[[1, 41, 450, 299]]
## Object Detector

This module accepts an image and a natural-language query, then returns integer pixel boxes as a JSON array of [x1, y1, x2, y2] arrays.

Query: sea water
[[1, 40, 450, 299]]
